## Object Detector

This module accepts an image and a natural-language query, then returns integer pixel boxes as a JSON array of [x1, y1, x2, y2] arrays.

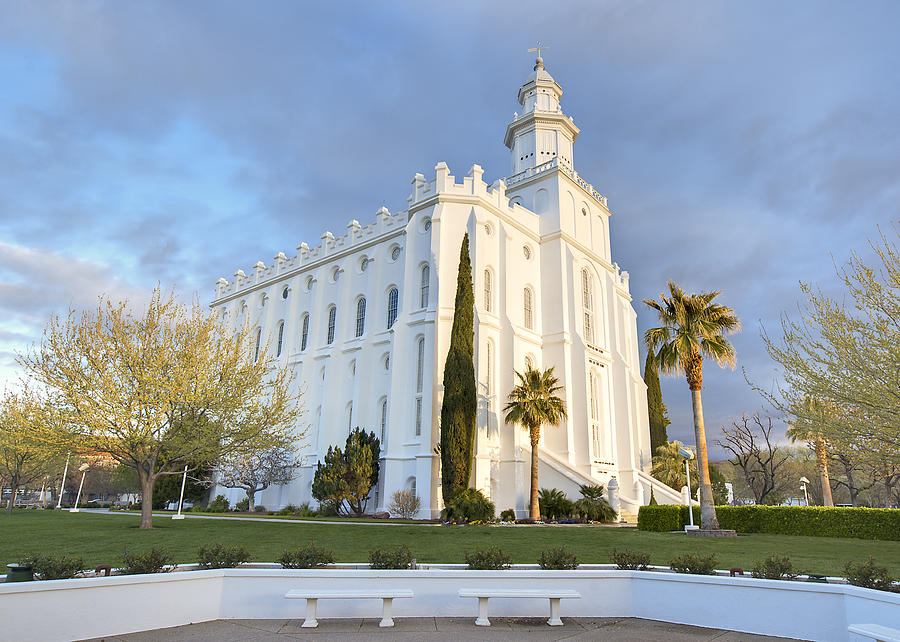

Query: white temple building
[[210, 57, 683, 518]]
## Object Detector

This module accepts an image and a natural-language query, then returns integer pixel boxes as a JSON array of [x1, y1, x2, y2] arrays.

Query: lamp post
[[679, 446, 698, 531], [800, 476, 810, 506], [172, 465, 188, 520], [56, 452, 70, 509], [69, 464, 90, 513]]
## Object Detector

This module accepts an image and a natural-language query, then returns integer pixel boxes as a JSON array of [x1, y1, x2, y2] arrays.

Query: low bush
[[669, 553, 717, 575], [276, 503, 299, 516], [120, 547, 175, 575], [538, 488, 575, 520], [21, 554, 85, 580], [610, 548, 650, 571], [538, 546, 579, 570], [441, 488, 495, 524], [751, 555, 799, 580], [389, 489, 421, 519], [197, 544, 251, 569], [234, 498, 250, 512], [465, 547, 511, 570], [254, 505, 267, 513], [499, 508, 516, 522], [574, 484, 617, 522], [277, 543, 335, 569], [369, 545, 414, 569], [206, 495, 230, 513], [638, 504, 900, 541], [844, 557, 897, 592]]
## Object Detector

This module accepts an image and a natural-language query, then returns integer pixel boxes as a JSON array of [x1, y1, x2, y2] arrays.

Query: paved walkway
[[90, 617, 796, 641], [79, 508, 439, 527]]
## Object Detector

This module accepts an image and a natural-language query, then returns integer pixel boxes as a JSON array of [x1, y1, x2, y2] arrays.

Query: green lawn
[[2, 510, 898, 577]]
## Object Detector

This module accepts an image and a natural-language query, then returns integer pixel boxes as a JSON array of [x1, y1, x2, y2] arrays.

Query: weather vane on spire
[[528, 41, 549, 59]]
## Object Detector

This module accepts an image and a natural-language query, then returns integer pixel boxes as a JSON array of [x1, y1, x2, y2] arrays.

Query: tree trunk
[[690, 389, 719, 530], [814, 438, 834, 507], [246, 491, 255, 511], [137, 468, 155, 529], [6, 483, 16, 515], [530, 427, 540, 520]]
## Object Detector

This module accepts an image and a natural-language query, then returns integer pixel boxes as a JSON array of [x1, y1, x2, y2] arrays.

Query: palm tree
[[786, 397, 835, 506], [504, 367, 568, 520], [644, 281, 740, 530], [651, 440, 698, 496]]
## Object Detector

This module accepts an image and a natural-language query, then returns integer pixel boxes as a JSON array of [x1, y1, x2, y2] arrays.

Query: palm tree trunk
[[814, 438, 834, 507], [690, 389, 719, 530], [530, 426, 540, 520]]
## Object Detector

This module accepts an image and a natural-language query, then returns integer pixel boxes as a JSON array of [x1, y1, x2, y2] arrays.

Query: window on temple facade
[[524, 287, 534, 329], [415, 336, 424, 436], [420, 265, 430, 308], [300, 314, 309, 351], [276, 321, 284, 357], [326, 305, 336, 344], [355, 297, 366, 337], [582, 268, 594, 344], [484, 269, 492, 312], [387, 287, 399, 328], [254, 328, 261, 362]]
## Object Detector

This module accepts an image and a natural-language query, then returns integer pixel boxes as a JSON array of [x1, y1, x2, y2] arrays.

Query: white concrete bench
[[849, 623, 900, 642], [458, 588, 581, 626], [285, 589, 413, 628]]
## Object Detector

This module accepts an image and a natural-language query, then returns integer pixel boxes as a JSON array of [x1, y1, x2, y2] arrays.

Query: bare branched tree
[[215, 449, 301, 510], [718, 414, 790, 505]]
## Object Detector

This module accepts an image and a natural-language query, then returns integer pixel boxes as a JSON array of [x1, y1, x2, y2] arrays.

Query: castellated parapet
[[214, 161, 549, 302]]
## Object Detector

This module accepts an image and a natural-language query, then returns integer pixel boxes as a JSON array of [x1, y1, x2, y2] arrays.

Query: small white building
[[211, 57, 681, 518]]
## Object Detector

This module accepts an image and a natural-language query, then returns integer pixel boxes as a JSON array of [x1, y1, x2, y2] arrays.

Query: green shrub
[[669, 553, 717, 575], [368, 545, 414, 569], [277, 543, 335, 569], [293, 502, 317, 517], [254, 505, 267, 513], [276, 503, 299, 516], [21, 554, 84, 580], [235, 498, 250, 512], [639, 504, 900, 541], [442, 488, 495, 523], [197, 544, 251, 569], [751, 555, 799, 580], [845, 557, 896, 592], [538, 488, 575, 520], [538, 546, 578, 570], [610, 548, 650, 571], [499, 508, 516, 522], [574, 484, 617, 522], [637, 505, 683, 531], [120, 547, 174, 574], [207, 495, 230, 513], [465, 547, 511, 570]]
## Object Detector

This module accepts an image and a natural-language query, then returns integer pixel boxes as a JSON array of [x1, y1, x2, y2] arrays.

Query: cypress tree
[[440, 233, 476, 506], [644, 351, 670, 454]]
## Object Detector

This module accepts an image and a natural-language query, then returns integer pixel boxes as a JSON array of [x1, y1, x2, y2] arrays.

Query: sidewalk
[[91, 617, 795, 641]]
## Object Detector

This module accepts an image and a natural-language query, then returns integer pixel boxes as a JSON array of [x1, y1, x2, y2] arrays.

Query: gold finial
[[527, 41, 549, 59]]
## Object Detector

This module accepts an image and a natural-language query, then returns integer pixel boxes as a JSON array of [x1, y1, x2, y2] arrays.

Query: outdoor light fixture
[[678, 447, 698, 531], [799, 476, 811, 506], [56, 452, 70, 509], [69, 463, 90, 513], [172, 465, 188, 520]]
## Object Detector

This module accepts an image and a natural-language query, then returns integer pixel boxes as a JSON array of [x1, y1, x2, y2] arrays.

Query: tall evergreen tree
[[643, 352, 670, 453], [440, 233, 476, 506]]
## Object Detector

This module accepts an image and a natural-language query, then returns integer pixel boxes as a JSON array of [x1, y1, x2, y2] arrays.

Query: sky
[[0, 1, 897, 458]]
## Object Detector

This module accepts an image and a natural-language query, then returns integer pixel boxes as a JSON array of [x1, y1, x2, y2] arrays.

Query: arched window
[[589, 371, 602, 461], [415, 336, 425, 437], [420, 265, 430, 308], [483, 269, 492, 312], [346, 402, 353, 429], [276, 321, 284, 357], [485, 341, 493, 396], [409, 477, 417, 498], [254, 328, 262, 362], [326, 306, 336, 345], [387, 287, 399, 329], [380, 397, 388, 444], [355, 297, 366, 337], [524, 354, 534, 371], [582, 268, 594, 344], [523, 288, 534, 330], [300, 314, 309, 351]]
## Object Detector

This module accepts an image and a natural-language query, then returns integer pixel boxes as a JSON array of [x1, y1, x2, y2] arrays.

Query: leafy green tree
[[652, 441, 729, 505], [644, 282, 740, 530], [311, 428, 380, 516], [643, 352, 670, 453], [503, 366, 568, 520], [440, 233, 476, 505]]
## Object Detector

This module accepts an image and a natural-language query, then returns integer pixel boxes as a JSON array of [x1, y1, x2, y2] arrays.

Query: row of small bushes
[[636, 505, 900, 541]]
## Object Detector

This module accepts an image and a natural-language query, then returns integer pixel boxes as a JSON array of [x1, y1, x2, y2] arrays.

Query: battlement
[[505, 156, 608, 208]]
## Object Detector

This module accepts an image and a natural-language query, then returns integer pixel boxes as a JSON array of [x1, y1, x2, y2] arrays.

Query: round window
[[391, 246, 401, 261], [361, 257, 369, 272], [523, 245, 532, 260], [305, 276, 314, 291], [485, 223, 493, 236], [282, 286, 290, 300], [332, 267, 341, 282], [423, 218, 432, 232]]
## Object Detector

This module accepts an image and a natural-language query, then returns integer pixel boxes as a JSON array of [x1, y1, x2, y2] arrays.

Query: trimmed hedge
[[637, 505, 900, 541]]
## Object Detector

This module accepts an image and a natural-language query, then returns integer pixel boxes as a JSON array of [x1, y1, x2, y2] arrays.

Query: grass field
[[2, 510, 898, 577]]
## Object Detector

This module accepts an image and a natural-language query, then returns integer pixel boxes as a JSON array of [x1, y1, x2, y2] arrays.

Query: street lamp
[[69, 464, 90, 513], [172, 465, 188, 520], [678, 446, 698, 531], [56, 452, 70, 509], [799, 476, 811, 507]]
